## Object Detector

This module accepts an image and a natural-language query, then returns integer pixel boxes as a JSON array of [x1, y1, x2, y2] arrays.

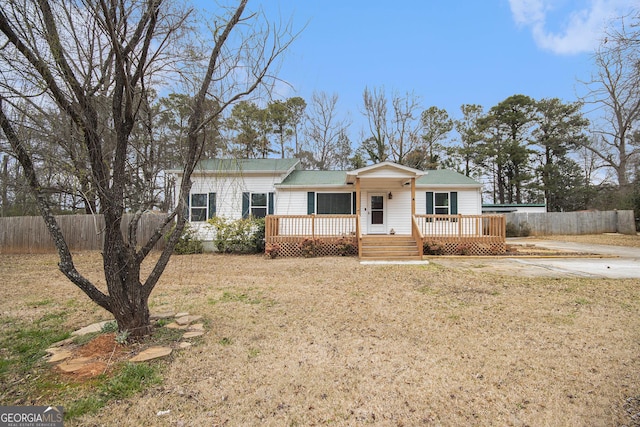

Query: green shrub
[[207, 216, 265, 254], [168, 223, 204, 255]]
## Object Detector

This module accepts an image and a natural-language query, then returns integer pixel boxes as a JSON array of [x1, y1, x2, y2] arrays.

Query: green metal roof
[[167, 158, 480, 187], [277, 170, 348, 186], [416, 169, 481, 186], [278, 169, 481, 187], [168, 158, 300, 174]]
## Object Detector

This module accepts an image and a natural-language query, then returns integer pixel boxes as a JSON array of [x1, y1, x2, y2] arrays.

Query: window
[[251, 193, 267, 218], [242, 192, 274, 218], [190, 193, 216, 222], [307, 192, 354, 215], [435, 192, 449, 215], [426, 191, 458, 216], [317, 193, 352, 214]]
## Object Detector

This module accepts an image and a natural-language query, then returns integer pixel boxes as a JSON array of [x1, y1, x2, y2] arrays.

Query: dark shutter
[[426, 192, 434, 214], [450, 192, 458, 215], [208, 193, 216, 219], [242, 192, 250, 218], [268, 192, 275, 215], [307, 192, 315, 214], [352, 192, 357, 214]]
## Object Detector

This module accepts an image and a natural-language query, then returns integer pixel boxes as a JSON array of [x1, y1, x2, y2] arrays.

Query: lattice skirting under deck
[[423, 239, 506, 256], [265, 236, 358, 258]]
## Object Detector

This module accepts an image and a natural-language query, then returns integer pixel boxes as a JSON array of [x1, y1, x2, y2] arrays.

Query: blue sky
[[247, 0, 636, 137]]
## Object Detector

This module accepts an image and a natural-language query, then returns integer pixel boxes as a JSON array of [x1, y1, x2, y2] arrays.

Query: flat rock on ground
[[71, 320, 111, 336], [129, 346, 172, 362], [182, 331, 204, 339], [175, 315, 202, 326]]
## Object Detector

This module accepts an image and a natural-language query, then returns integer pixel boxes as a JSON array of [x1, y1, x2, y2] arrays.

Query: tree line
[[1, 9, 639, 217]]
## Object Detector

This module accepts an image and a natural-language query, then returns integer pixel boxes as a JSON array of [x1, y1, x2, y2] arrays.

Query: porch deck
[[265, 214, 506, 258]]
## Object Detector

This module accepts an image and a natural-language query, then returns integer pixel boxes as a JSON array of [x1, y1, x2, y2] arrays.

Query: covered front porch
[[264, 214, 506, 259]]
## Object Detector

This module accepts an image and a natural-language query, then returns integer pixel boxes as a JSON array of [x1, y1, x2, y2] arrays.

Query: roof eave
[[275, 184, 353, 189], [416, 183, 482, 188]]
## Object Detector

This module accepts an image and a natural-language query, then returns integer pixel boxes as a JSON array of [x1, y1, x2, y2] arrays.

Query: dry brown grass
[[536, 232, 640, 248], [1, 249, 640, 426]]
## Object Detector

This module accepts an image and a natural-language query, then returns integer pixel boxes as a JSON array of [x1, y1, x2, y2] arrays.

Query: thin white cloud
[[509, 0, 547, 26], [508, 0, 636, 54]]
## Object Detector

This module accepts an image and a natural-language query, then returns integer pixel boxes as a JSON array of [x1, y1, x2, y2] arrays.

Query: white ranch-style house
[[167, 159, 506, 259]]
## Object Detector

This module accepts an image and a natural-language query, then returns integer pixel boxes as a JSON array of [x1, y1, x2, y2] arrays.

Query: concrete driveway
[[429, 238, 640, 279]]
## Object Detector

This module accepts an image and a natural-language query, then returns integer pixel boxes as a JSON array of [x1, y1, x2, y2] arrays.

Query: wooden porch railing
[[265, 215, 357, 242], [356, 214, 362, 258], [264, 214, 506, 257], [411, 215, 424, 256], [413, 214, 506, 242]]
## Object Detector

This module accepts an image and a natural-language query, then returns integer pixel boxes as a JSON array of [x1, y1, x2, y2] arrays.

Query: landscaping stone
[[182, 331, 204, 339], [151, 311, 175, 320], [47, 311, 204, 375], [46, 348, 73, 363], [175, 315, 202, 326], [164, 322, 189, 330], [48, 337, 75, 348], [174, 312, 189, 318], [71, 320, 111, 336], [129, 346, 172, 362], [57, 357, 99, 372]]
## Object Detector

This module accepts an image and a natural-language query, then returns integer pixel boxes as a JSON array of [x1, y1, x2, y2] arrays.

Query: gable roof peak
[[347, 161, 426, 177]]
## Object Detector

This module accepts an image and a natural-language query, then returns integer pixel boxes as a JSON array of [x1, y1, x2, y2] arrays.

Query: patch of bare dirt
[[504, 243, 594, 256], [537, 232, 640, 248], [55, 333, 130, 380]]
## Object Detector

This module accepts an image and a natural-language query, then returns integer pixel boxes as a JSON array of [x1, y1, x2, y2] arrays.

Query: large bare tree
[[581, 11, 640, 186], [302, 91, 351, 170], [0, 0, 294, 338], [360, 87, 423, 165]]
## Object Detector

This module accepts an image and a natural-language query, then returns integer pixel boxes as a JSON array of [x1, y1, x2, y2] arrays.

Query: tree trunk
[[1, 155, 8, 216]]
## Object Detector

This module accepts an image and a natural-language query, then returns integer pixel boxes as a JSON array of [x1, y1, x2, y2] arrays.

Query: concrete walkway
[[431, 238, 640, 279], [517, 238, 640, 259]]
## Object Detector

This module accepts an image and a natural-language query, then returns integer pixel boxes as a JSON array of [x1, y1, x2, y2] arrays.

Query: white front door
[[368, 193, 386, 234]]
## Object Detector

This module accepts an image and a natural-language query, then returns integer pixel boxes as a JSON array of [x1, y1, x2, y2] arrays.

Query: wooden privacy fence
[[505, 210, 636, 236], [0, 213, 170, 254]]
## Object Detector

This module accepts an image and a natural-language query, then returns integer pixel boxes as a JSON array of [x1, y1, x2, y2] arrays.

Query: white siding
[[178, 172, 284, 240], [415, 188, 482, 215], [191, 173, 279, 219], [274, 189, 308, 215]]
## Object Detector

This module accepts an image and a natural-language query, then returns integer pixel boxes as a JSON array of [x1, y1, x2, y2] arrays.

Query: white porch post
[[411, 177, 416, 216]]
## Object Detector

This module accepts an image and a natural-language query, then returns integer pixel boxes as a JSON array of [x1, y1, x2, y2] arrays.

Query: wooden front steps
[[359, 235, 421, 261]]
